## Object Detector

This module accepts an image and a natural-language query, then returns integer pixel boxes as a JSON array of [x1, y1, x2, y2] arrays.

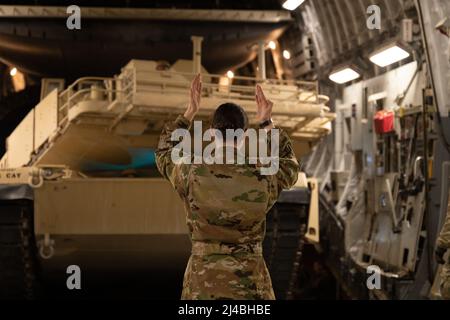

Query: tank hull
[[39, 234, 190, 299]]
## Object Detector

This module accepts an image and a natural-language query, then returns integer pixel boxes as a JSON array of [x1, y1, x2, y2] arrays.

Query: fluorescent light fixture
[[368, 91, 388, 103], [226, 70, 235, 79], [10, 67, 17, 77], [369, 44, 410, 67], [282, 0, 306, 11], [283, 50, 291, 60], [329, 67, 360, 84], [268, 41, 277, 50]]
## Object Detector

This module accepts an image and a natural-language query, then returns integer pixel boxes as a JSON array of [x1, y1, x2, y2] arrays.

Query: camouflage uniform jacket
[[156, 115, 300, 300], [437, 198, 450, 299]]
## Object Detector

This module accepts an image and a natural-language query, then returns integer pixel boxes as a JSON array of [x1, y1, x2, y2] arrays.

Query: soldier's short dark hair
[[211, 103, 248, 139]]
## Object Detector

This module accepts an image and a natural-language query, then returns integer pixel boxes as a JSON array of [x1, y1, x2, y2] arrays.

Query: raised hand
[[184, 73, 202, 121], [255, 84, 274, 124]]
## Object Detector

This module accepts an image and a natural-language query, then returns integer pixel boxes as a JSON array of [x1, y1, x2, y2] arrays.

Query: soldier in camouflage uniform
[[156, 75, 299, 300], [436, 197, 450, 300]]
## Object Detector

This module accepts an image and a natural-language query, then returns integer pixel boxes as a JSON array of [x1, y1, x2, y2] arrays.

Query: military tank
[[0, 37, 335, 299]]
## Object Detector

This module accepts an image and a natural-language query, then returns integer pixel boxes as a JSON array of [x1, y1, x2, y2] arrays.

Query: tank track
[[263, 189, 309, 300], [0, 200, 39, 299]]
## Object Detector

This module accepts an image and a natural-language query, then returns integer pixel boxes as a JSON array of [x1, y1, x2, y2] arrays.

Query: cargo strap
[[191, 241, 263, 256]]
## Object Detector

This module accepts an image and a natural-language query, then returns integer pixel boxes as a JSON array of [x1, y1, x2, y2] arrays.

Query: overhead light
[[282, 0, 305, 11], [226, 70, 235, 79], [329, 67, 360, 84], [283, 50, 291, 60], [268, 41, 277, 50], [9, 67, 25, 92], [368, 92, 388, 103], [369, 44, 410, 67], [10, 67, 17, 77]]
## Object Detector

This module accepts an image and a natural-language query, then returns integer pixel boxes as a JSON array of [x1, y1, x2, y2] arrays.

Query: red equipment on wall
[[374, 110, 395, 134]]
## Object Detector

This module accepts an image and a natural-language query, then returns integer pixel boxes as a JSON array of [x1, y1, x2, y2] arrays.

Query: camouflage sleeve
[[155, 115, 191, 197], [267, 129, 300, 209], [437, 204, 450, 249]]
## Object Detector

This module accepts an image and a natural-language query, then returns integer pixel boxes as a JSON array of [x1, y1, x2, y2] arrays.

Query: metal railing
[[57, 66, 330, 127], [57, 68, 135, 126], [128, 69, 328, 105]]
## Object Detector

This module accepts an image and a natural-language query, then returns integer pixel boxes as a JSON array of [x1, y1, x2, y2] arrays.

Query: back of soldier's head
[[211, 103, 248, 139]]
